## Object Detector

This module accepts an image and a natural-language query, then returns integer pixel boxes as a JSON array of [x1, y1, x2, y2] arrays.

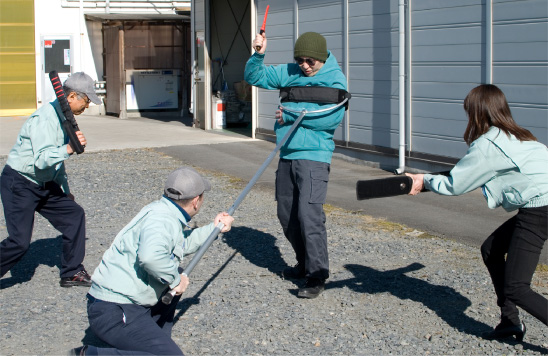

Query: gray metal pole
[[162, 96, 349, 304], [184, 108, 307, 275], [161, 109, 307, 304]]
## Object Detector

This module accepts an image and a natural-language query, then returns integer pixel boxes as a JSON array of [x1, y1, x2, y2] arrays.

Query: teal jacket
[[425, 127, 548, 212], [244, 51, 347, 164], [6, 100, 71, 193], [89, 197, 215, 306]]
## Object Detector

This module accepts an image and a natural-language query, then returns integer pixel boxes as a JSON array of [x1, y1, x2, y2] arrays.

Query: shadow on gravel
[[173, 250, 238, 323], [222, 226, 289, 277], [0, 236, 61, 289], [328, 263, 491, 336], [173, 226, 290, 322], [329, 264, 547, 352]]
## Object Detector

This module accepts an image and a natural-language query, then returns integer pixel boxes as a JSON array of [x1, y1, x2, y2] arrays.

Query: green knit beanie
[[294, 32, 328, 62]]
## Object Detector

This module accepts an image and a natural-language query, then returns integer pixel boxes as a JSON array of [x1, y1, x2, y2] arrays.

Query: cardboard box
[[234, 80, 252, 102]]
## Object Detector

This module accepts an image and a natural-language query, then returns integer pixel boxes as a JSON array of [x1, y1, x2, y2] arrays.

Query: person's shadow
[[329, 263, 547, 353], [0, 236, 62, 289], [174, 226, 291, 321], [222, 226, 289, 276]]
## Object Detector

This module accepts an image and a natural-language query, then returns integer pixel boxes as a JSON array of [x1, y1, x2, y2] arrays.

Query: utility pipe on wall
[[190, 0, 195, 115], [294, 0, 298, 43], [486, 0, 493, 84], [395, 0, 406, 174], [80, 0, 84, 71], [343, 0, 350, 144]]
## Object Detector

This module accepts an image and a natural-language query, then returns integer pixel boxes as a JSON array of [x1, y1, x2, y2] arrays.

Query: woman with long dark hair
[[407, 84, 548, 341]]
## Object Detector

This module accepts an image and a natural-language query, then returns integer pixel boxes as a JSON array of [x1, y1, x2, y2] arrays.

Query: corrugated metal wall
[[491, 0, 547, 144], [255, 0, 547, 166], [347, 0, 400, 152], [254, 0, 296, 133], [410, 0, 485, 160], [410, 0, 548, 160]]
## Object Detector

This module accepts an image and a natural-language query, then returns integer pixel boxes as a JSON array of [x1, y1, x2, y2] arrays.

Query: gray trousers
[[275, 159, 330, 280]]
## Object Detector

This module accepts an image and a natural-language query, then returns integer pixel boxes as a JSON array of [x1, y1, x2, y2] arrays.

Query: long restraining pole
[[161, 107, 306, 304], [184, 108, 307, 274], [162, 98, 349, 304]]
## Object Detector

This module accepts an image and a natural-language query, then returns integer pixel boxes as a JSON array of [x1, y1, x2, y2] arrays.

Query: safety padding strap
[[279, 86, 351, 110]]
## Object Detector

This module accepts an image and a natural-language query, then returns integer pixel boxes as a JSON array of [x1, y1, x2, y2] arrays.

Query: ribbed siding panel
[[255, 0, 547, 163], [409, 1, 483, 158], [347, 0, 400, 148], [491, 0, 548, 145]]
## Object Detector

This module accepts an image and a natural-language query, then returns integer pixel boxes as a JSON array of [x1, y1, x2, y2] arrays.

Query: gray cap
[[164, 167, 211, 200], [64, 72, 102, 105]]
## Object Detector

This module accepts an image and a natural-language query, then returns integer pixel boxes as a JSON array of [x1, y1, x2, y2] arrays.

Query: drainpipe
[[190, 0, 195, 115], [343, 0, 350, 144], [486, 0, 493, 84], [395, 0, 406, 174], [294, 0, 298, 39], [79, 0, 84, 71]]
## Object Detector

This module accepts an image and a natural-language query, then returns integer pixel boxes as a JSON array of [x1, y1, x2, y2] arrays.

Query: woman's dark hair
[[463, 84, 536, 145]]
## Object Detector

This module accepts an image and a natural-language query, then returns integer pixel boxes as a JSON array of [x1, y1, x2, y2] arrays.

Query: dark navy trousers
[[0, 164, 86, 278], [85, 294, 184, 355], [276, 159, 330, 280]]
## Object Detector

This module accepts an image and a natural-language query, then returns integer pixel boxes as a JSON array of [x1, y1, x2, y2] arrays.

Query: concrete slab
[[0, 114, 252, 156]]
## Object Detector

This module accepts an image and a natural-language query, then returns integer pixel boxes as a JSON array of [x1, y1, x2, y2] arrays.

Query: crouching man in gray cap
[[1, 72, 101, 287], [69, 167, 234, 355]]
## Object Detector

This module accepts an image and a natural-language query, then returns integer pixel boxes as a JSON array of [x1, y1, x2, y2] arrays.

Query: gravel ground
[[0, 149, 547, 355]]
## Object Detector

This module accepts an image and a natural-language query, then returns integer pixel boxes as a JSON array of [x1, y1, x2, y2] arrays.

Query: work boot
[[297, 278, 325, 299], [60, 269, 92, 287], [282, 263, 305, 280]]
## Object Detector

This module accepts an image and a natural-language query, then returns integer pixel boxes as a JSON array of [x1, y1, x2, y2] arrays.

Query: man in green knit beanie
[[245, 31, 348, 299]]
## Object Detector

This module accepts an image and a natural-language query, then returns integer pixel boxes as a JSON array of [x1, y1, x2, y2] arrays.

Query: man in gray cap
[[69, 167, 233, 355], [1, 72, 101, 287]]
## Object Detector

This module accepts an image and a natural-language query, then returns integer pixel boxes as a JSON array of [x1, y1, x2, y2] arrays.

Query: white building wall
[[35, 1, 97, 106], [34, 0, 190, 108]]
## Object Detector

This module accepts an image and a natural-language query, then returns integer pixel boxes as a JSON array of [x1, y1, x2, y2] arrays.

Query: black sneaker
[[297, 278, 325, 299], [482, 321, 526, 342], [282, 264, 305, 280], [60, 269, 92, 287]]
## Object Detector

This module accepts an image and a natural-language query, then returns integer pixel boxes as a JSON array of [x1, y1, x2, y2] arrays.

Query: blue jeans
[[85, 294, 184, 355], [481, 205, 548, 326], [0, 165, 86, 278], [275, 159, 330, 280]]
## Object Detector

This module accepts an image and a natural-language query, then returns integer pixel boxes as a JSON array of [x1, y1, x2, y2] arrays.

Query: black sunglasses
[[295, 57, 317, 66], [76, 92, 91, 104]]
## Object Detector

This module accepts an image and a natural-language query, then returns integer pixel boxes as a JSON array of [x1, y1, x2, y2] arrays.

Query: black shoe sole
[[297, 287, 324, 299], [60, 281, 92, 288], [482, 322, 526, 342]]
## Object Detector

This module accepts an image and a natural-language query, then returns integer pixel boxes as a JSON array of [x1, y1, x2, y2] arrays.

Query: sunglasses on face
[[295, 57, 317, 66], [76, 92, 91, 104]]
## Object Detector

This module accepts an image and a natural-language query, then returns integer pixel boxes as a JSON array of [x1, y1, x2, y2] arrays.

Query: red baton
[[255, 5, 270, 51]]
